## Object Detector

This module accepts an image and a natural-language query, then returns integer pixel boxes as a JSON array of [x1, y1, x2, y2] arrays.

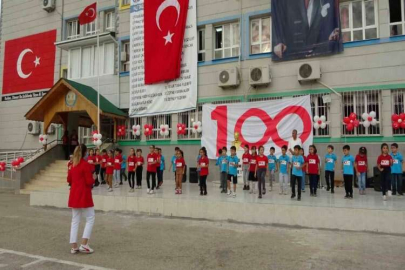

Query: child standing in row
[[355, 147, 368, 195], [267, 147, 277, 192], [135, 149, 144, 189], [113, 149, 122, 188], [175, 150, 186, 194], [242, 145, 251, 190], [324, 145, 337, 193], [170, 147, 180, 180], [255, 146, 268, 199], [127, 148, 136, 192], [377, 143, 393, 201], [94, 149, 101, 186], [100, 150, 108, 185], [227, 146, 239, 197], [120, 149, 127, 185], [291, 145, 304, 201], [198, 148, 209, 196], [146, 145, 157, 194], [390, 143, 403, 196], [249, 146, 258, 194], [307, 145, 320, 197], [342, 145, 355, 199], [278, 146, 290, 195], [217, 147, 228, 194], [300, 148, 307, 193], [106, 150, 114, 192]]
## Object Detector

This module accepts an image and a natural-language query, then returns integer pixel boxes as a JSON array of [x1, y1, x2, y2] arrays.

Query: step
[[23, 183, 63, 191], [31, 175, 67, 182], [28, 180, 66, 188], [38, 172, 67, 178], [40, 169, 68, 174]]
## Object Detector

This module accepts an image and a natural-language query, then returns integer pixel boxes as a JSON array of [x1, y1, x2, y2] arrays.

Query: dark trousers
[[147, 171, 156, 190], [94, 165, 100, 185], [100, 168, 106, 183], [380, 169, 391, 196], [392, 173, 403, 195], [120, 168, 127, 183], [325, 170, 335, 191], [309, 174, 318, 194], [257, 168, 266, 196], [291, 175, 302, 198], [200, 175, 207, 193], [343, 174, 353, 196], [63, 144, 69, 160], [157, 169, 163, 186], [136, 166, 143, 186], [128, 171, 135, 188]]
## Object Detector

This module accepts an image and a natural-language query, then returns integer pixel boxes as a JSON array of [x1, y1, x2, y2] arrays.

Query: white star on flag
[[33, 57, 41, 67], [163, 31, 174, 45]]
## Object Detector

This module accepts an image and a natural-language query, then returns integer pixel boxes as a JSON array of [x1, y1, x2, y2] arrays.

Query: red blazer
[[67, 159, 94, 208]]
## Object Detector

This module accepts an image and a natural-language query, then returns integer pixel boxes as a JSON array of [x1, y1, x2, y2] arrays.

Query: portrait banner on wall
[[129, 0, 197, 117], [272, 0, 343, 61], [201, 96, 313, 159]]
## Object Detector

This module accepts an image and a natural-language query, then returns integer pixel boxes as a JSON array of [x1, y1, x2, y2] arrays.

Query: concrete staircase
[[20, 160, 68, 195]]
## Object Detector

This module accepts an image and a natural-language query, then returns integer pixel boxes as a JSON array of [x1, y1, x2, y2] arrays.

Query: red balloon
[[393, 122, 400, 129], [317, 120, 322, 125], [392, 114, 399, 122], [367, 116, 373, 122], [343, 117, 351, 124], [17, 157, 24, 163], [401, 122, 405, 129], [353, 120, 360, 127], [349, 112, 357, 120], [346, 123, 354, 131]]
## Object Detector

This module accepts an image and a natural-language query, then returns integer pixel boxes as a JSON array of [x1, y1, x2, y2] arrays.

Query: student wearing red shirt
[[249, 146, 258, 194], [146, 145, 158, 194], [355, 147, 368, 195], [306, 145, 320, 197], [377, 143, 393, 201], [105, 150, 114, 191], [175, 150, 186, 194], [86, 149, 96, 174], [100, 149, 108, 185], [198, 147, 209, 196], [94, 149, 101, 187], [67, 155, 73, 188], [135, 149, 144, 189], [300, 148, 307, 193], [113, 149, 123, 188], [255, 146, 268, 199], [242, 145, 251, 191], [127, 148, 136, 192], [67, 144, 95, 254]]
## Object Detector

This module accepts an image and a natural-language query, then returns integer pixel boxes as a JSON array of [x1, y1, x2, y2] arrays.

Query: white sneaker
[[388, 190, 392, 197], [383, 195, 387, 201], [233, 192, 236, 198], [227, 191, 231, 196], [71, 248, 79, 254], [108, 188, 113, 192], [150, 190, 155, 194], [147, 188, 150, 194], [79, 244, 94, 254]]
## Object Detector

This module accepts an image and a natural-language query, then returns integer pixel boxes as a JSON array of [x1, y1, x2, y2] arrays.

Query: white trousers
[[69, 207, 95, 244], [279, 173, 289, 193]]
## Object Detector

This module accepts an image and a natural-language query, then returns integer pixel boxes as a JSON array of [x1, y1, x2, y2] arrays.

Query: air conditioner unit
[[47, 124, 57, 134], [218, 67, 240, 88], [27, 121, 40, 135], [42, 0, 56, 12], [297, 62, 321, 82], [249, 66, 271, 86], [120, 52, 129, 62]]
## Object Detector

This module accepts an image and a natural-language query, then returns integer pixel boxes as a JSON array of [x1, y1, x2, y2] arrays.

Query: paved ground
[[1, 190, 405, 270]]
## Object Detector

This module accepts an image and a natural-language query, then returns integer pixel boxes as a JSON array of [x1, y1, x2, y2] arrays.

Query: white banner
[[201, 96, 314, 159], [129, 0, 197, 117]]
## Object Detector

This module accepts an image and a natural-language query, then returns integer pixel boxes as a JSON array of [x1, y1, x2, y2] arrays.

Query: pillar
[[329, 93, 342, 138], [381, 90, 393, 137], [171, 113, 178, 141]]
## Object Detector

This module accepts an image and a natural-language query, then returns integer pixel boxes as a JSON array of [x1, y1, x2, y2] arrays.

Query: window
[[389, 0, 405, 36], [122, 41, 130, 72], [103, 43, 115, 75], [69, 48, 81, 79], [178, 104, 203, 139], [81, 47, 93, 78], [198, 29, 205, 62], [122, 0, 130, 5], [340, 0, 378, 42], [214, 22, 240, 59], [391, 89, 405, 134], [147, 115, 172, 140], [61, 68, 68, 79], [85, 21, 96, 36], [67, 20, 80, 39], [128, 118, 142, 140], [341, 90, 381, 136], [250, 17, 271, 54], [105, 11, 115, 32], [311, 94, 330, 137]]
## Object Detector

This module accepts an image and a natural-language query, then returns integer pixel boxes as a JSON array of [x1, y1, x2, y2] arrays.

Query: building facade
[[0, 0, 405, 179]]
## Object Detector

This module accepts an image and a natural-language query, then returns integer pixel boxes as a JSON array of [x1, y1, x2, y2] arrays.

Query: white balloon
[[320, 122, 327, 129], [96, 134, 102, 140], [191, 128, 197, 134], [43, 135, 47, 140], [94, 139, 102, 146], [320, 115, 326, 122], [197, 128, 202, 133], [93, 133, 98, 139], [42, 140, 47, 145], [371, 118, 377, 126], [369, 111, 376, 118], [363, 121, 371, 128], [314, 123, 320, 129], [362, 113, 368, 120], [314, 115, 320, 122]]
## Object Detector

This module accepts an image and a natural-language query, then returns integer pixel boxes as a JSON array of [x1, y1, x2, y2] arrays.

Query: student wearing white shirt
[[287, 130, 303, 156]]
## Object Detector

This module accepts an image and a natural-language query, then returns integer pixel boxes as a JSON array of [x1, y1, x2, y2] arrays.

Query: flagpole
[[96, 0, 100, 138]]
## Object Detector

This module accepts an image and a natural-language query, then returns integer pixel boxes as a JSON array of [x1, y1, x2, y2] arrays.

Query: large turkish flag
[[2, 30, 57, 95], [144, 0, 189, 84]]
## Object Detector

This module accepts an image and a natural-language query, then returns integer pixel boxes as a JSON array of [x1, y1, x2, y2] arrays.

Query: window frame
[[389, 0, 405, 36], [122, 41, 130, 72], [197, 28, 205, 62], [146, 115, 172, 140], [391, 89, 405, 135], [66, 19, 80, 40], [250, 16, 272, 55], [105, 11, 115, 32], [214, 21, 240, 59], [177, 104, 203, 140], [85, 21, 96, 36]]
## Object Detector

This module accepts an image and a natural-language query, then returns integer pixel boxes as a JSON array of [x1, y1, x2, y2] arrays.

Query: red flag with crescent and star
[[79, 2, 97, 25], [144, 0, 189, 84], [2, 30, 57, 95]]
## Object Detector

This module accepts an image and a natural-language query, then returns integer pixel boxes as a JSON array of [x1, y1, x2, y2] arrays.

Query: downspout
[[59, 0, 64, 78]]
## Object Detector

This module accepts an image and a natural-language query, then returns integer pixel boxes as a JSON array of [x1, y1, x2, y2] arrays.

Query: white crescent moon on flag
[[88, 8, 95, 18], [17, 48, 33, 79], [156, 0, 181, 31]]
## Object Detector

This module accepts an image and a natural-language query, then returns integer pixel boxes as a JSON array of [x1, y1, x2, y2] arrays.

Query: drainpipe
[[59, 0, 64, 79]]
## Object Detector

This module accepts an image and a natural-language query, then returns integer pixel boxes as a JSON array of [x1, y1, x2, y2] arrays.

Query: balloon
[[349, 112, 357, 120], [320, 122, 327, 129], [94, 139, 102, 146], [18, 157, 24, 163], [400, 113, 405, 120], [343, 117, 351, 124], [367, 116, 372, 122], [314, 123, 320, 129], [392, 114, 399, 122], [43, 135, 47, 140], [399, 119, 403, 124], [401, 122, 405, 129], [393, 122, 400, 130], [369, 111, 376, 118], [363, 121, 371, 128], [362, 113, 369, 121], [353, 120, 360, 127], [320, 115, 326, 122], [314, 115, 320, 122], [346, 123, 354, 131], [371, 119, 377, 126]]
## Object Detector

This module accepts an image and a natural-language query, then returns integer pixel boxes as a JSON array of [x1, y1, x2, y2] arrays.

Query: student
[[377, 143, 393, 201], [342, 145, 355, 199], [135, 149, 144, 189], [67, 155, 73, 188], [94, 149, 101, 187], [306, 145, 320, 197], [354, 147, 368, 195], [390, 143, 403, 196], [324, 145, 337, 193], [157, 148, 165, 188], [169, 147, 180, 180], [146, 145, 158, 194], [277, 145, 290, 195], [105, 150, 114, 192], [291, 145, 304, 201], [86, 149, 96, 186], [175, 150, 186, 194], [198, 147, 209, 196], [100, 150, 108, 185], [300, 148, 307, 193], [227, 146, 240, 197], [255, 146, 268, 199], [215, 148, 224, 189], [113, 149, 123, 188], [120, 149, 128, 185], [217, 147, 229, 194], [242, 145, 251, 190], [127, 148, 136, 192], [249, 146, 258, 194], [267, 147, 277, 192]]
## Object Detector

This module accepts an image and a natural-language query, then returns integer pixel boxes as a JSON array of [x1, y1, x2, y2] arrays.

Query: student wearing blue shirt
[[267, 147, 277, 192], [277, 145, 290, 195], [227, 146, 240, 197], [390, 143, 403, 196], [157, 148, 165, 188], [120, 149, 128, 184], [169, 147, 180, 180], [324, 145, 337, 193], [217, 147, 229, 193], [215, 148, 223, 189], [291, 145, 304, 201], [342, 145, 355, 199]]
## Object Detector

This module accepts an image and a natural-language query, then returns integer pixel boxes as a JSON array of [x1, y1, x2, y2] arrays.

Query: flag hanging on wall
[[79, 2, 97, 25]]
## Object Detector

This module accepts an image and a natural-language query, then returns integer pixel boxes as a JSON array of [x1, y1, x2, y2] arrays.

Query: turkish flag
[[2, 30, 57, 95], [144, 0, 189, 84], [79, 2, 97, 25]]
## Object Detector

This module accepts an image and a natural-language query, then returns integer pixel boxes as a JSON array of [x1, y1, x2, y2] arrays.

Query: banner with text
[[201, 96, 313, 159], [129, 0, 197, 117]]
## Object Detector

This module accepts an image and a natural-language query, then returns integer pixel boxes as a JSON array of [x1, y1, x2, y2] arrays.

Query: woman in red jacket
[[67, 144, 95, 254]]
